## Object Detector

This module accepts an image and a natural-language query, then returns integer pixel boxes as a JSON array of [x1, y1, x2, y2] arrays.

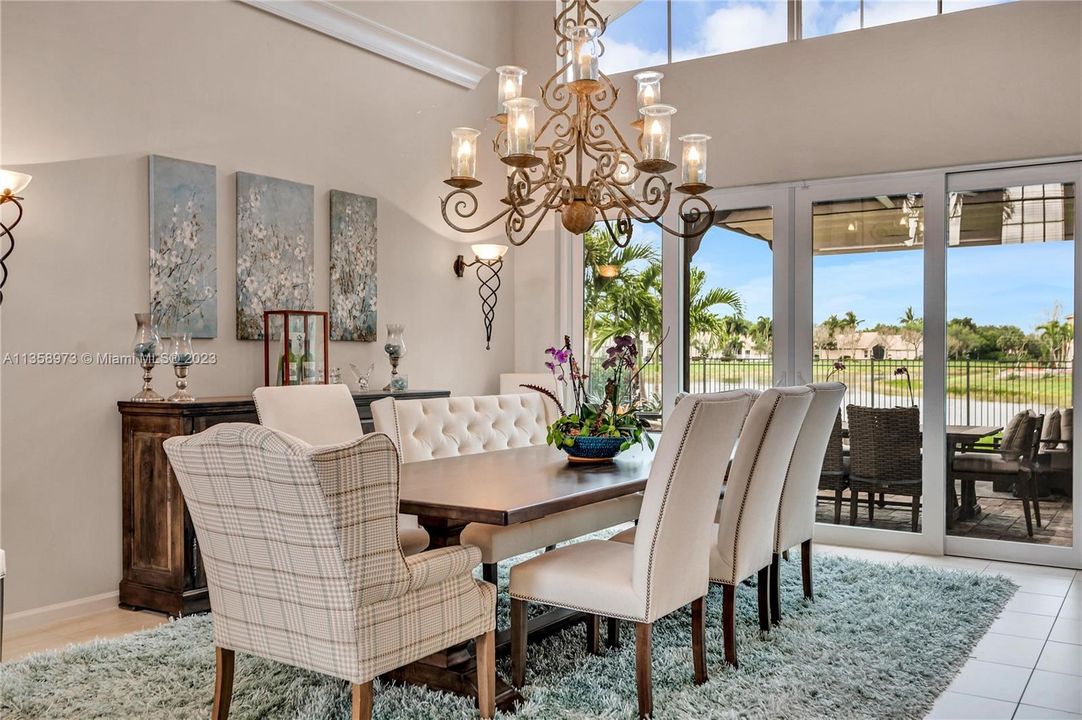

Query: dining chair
[[952, 410, 1044, 536], [817, 411, 848, 525], [371, 393, 643, 591], [164, 424, 497, 720], [253, 384, 430, 555], [508, 390, 757, 719], [847, 404, 923, 532], [1038, 407, 1073, 496], [770, 382, 847, 625], [612, 387, 813, 668]]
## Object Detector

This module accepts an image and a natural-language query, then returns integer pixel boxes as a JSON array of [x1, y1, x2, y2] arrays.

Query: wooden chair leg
[[849, 488, 858, 525], [511, 598, 528, 688], [757, 566, 770, 632], [212, 647, 234, 720], [475, 630, 495, 719], [911, 495, 921, 533], [1020, 475, 1035, 537], [587, 614, 602, 655], [801, 539, 813, 600], [481, 563, 497, 585], [351, 681, 373, 720], [878, 492, 886, 507], [769, 552, 781, 625], [722, 583, 738, 668], [868, 492, 875, 524], [691, 596, 707, 685], [635, 622, 653, 720], [607, 617, 621, 649], [834, 487, 843, 524]]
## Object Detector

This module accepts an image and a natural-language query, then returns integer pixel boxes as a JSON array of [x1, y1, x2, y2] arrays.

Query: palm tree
[[841, 310, 863, 357], [1037, 318, 1074, 364], [582, 226, 658, 354], [750, 316, 773, 356]]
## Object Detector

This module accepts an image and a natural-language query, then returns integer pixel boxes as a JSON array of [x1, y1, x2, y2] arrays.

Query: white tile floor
[[819, 545, 1082, 720]]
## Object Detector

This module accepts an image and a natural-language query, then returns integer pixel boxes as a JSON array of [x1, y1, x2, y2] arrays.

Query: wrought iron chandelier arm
[[440, 189, 513, 234]]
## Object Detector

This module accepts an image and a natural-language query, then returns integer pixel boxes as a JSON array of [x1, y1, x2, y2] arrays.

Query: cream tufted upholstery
[[512, 390, 756, 622], [371, 393, 643, 567], [710, 387, 812, 586], [254, 385, 430, 556], [509, 391, 756, 715], [774, 383, 847, 554]]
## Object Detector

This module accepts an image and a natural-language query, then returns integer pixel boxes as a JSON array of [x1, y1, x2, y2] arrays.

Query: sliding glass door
[[944, 162, 1082, 568], [795, 174, 945, 555]]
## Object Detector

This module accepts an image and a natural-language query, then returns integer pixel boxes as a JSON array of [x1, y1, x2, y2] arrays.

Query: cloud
[[599, 37, 667, 75], [673, 2, 787, 60]]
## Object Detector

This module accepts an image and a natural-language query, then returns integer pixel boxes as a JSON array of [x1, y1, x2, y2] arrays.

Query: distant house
[[818, 331, 923, 360]]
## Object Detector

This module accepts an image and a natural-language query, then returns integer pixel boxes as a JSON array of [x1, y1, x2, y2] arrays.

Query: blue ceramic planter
[[563, 435, 625, 463]]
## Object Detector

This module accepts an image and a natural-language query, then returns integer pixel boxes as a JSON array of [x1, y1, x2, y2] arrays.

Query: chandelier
[[440, 0, 716, 248]]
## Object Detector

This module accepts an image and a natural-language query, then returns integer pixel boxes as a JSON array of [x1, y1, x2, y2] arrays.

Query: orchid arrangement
[[527, 334, 656, 453]]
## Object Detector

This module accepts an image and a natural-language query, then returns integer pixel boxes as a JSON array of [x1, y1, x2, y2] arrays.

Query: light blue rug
[[0, 550, 1015, 719]]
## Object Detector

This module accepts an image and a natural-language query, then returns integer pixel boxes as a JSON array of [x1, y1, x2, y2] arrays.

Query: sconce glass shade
[[637, 104, 677, 173], [450, 127, 480, 180], [566, 25, 600, 91], [503, 97, 538, 160], [679, 133, 710, 186], [495, 65, 526, 118], [0, 170, 31, 197], [471, 243, 509, 262], [633, 71, 663, 111]]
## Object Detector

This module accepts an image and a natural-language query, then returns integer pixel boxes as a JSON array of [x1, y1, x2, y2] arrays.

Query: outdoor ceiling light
[[453, 243, 508, 350], [0, 169, 32, 305]]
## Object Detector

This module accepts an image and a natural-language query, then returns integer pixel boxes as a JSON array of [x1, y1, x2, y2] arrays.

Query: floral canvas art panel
[[329, 190, 377, 341], [149, 155, 217, 338], [235, 172, 315, 340]]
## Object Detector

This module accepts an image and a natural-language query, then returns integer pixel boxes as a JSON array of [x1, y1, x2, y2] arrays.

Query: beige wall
[[509, 0, 1082, 368], [0, 0, 514, 614]]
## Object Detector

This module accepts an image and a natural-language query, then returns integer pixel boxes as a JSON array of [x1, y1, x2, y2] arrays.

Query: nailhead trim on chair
[[506, 591, 648, 624], [723, 395, 782, 586]]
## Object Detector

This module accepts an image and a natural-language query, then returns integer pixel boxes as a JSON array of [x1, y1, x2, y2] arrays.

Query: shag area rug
[[1, 550, 1015, 720]]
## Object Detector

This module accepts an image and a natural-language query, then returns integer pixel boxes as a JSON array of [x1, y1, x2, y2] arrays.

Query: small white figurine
[[349, 361, 375, 391]]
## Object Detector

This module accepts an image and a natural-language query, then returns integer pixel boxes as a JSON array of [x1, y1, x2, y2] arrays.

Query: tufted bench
[[371, 393, 643, 585]]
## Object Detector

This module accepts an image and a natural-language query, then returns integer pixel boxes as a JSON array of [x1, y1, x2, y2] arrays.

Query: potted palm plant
[[524, 335, 656, 463]]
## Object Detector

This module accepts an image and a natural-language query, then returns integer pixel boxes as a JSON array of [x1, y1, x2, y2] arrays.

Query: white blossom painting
[[329, 190, 377, 341], [149, 155, 217, 338], [235, 172, 314, 340]]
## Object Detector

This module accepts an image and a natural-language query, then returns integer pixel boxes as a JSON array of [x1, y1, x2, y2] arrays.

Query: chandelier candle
[[439, 0, 716, 249], [503, 97, 538, 162], [494, 65, 526, 121], [449, 127, 480, 188], [679, 133, 710, 189]]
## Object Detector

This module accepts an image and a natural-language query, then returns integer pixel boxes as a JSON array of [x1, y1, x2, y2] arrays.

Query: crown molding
[[239, 0, 489, 89]]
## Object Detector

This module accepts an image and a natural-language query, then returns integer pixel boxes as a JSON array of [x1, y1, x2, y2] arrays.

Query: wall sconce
[[453, 243, 508, 350], [0, 169, 32, 305]]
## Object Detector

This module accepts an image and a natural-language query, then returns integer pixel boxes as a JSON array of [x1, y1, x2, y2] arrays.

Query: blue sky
[[601, 0, 1011, 75], [692, 226, 1074, 332]]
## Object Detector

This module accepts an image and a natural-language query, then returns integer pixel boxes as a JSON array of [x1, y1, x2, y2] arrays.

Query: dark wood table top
[[398, 442, 654, 526]]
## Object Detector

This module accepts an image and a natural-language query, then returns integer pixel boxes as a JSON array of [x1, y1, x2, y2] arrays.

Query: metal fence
[[590, 356, 1073, 428]]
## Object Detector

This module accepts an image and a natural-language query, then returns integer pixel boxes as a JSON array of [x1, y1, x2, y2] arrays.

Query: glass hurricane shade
[[567, 25, 600, 85], [641, 104, 676, 162], [131, 312, 160, 360], [170, 333, 194, 366], [612, 152, 637, 193], [471, 243, 508, 263], [633, 71, 663, 110], [504, 98, 538, 156], [451, 127, 480, 179], [0, 170, 31, 197], [495, 65, 526, 116], [679, 134, 710, 185]]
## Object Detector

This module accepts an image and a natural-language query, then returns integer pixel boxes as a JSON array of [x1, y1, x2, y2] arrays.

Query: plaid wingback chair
[[164, 424, 497, 720]]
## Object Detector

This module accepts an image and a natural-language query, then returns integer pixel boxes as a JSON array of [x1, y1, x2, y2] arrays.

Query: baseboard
[[5, 590, 120, 633]]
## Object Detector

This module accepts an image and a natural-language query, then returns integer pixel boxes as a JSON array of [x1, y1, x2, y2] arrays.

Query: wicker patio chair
[[846, 405, 923, 532], [952, 411, 1044, 536], [816, 411, 848, 524]]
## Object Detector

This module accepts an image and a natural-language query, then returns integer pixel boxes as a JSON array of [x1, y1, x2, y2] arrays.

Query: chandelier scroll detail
[[440, 0, 717, 249]]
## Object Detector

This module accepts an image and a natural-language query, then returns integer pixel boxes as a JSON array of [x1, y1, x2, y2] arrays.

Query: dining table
[[946, 424, 1002, 524], [389, 441, 655, 711]]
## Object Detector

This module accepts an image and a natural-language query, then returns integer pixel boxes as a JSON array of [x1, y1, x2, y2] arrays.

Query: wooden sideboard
[[117, 389, 450, 616]]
